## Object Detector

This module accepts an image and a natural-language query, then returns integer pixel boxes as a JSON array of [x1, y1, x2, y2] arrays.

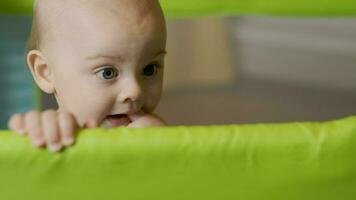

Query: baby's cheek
[[75, 94, 113, 126], [144, 94, 161, 113]]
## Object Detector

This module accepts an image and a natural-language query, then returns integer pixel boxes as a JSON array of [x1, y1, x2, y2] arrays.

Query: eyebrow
[[85, 50, 167, 61], [85, 54, 125, 62], [155, 50, 167, 57]]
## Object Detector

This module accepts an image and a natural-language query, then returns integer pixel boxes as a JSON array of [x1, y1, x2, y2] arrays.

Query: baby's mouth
[[103, 114, 132, 128]]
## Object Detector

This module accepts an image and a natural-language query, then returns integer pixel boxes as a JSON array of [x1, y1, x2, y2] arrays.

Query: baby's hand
[[128, 112, 166, 128], [7, 110, 93, 152]]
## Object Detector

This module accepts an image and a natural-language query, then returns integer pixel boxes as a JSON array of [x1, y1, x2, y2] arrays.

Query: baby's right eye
[[96, 67, 119, 80]]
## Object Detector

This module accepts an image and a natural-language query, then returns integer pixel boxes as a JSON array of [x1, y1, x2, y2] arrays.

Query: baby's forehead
[[33, 0, 166, 61], [35, 0, 165, 47]]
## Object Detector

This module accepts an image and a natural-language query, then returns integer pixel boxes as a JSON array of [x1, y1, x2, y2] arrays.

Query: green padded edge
[[1, 0, 356, 17], [0, 116, 355, 200]]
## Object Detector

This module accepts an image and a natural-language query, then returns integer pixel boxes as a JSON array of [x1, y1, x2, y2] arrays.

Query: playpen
[[0, 0, 356, 199]]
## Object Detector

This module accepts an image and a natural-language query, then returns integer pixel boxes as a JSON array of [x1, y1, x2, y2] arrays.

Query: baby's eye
[[143, 64, 159, 77], [96, 67, 118, 80]]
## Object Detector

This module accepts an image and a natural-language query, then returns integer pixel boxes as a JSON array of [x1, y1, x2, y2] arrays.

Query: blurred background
[[0, 16, 35, 129], [158, 17, 356, 125], [1, 15, 356, 128]]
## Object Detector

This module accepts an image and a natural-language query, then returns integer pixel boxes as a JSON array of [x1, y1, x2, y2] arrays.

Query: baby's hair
[[26, 0, 64, 54], [26, 10, 41, 54]]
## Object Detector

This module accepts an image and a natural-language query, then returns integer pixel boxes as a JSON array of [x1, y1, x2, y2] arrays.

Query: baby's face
[[41, 0, 166, 126]]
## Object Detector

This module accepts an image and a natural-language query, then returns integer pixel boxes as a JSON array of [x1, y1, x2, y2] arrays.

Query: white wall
[[233, 17, 356, 93]]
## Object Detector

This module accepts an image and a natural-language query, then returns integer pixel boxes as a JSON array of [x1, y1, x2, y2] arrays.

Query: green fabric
[[1, 0, 356, 17], [0, 116, 355, 200]]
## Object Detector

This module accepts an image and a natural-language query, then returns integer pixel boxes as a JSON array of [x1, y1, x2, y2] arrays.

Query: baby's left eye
[[143, 64, 159, 77]]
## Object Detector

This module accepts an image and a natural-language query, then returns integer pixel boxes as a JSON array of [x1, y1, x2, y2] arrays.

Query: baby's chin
[[100, 114, 132, 128]]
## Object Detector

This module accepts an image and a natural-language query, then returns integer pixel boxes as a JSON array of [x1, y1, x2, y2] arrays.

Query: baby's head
[[27, 0, 167, 127]]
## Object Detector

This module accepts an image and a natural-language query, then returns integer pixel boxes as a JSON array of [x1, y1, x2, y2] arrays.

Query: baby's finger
[[84, 119, 99, 128], [8, 114, 26, 135], [25, 111, 45, 147], [58, 112, 78, 146], [42, 110, 62, 152], [128, 110, 146, 121]]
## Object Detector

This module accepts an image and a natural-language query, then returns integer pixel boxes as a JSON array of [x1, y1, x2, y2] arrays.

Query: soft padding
[[1, 0, 356, 16], [0, 116, 355, 200]]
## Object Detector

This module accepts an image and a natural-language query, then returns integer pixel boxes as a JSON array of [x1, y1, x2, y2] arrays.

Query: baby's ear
[[27, 50, 55, 94]]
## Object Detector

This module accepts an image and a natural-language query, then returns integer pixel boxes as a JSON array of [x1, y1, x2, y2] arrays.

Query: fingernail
[[32, 139, 44, 147], [63, 137, 74, 146], [48, 143, 62, 152]]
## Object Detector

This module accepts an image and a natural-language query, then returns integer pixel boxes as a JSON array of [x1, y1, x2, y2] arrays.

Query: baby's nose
[[118, 79, 143, 103]]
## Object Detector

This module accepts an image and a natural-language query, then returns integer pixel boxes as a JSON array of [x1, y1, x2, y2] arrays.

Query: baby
[[8, 0, 167, 152]]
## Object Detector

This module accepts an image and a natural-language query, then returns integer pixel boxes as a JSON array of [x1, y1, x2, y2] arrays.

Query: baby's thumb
[[128, 110, 146, 121]]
